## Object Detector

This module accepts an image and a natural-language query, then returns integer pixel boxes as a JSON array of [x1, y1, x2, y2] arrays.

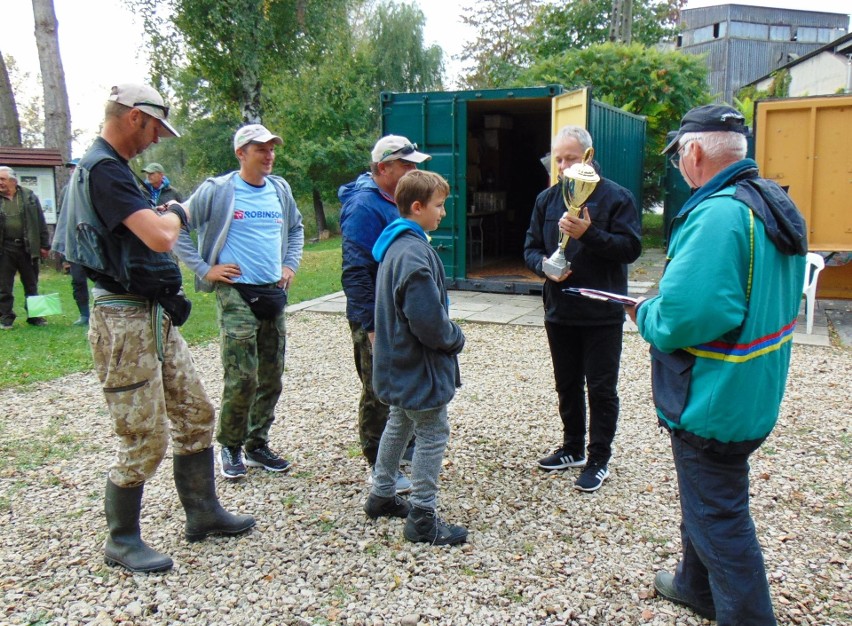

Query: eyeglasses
[[669, 139, 695, 169], [133, 101, 170, 118], [380, 142, 418, 162]]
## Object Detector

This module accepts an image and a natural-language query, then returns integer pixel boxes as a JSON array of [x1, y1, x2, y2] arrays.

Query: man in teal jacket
[[628, 105, 806, 625]]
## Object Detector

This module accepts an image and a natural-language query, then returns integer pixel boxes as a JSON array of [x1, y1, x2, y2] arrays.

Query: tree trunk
[[32, 0, 72, 185], [609, 0, 634, 45], [312, 186, 329, 239], [0, 51, 22, 146]]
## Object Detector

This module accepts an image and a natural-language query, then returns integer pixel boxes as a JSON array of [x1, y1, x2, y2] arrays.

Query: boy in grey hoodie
[[364, 170, 467, 546]]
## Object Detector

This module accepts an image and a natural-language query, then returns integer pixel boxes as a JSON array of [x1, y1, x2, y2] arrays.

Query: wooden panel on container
[[755, 95, 852, 252]]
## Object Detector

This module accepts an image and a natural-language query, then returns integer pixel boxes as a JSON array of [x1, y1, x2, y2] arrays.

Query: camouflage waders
[[90, 297, 215, 488], [349, 321, 389, 466], [215, 283, 286, 451]]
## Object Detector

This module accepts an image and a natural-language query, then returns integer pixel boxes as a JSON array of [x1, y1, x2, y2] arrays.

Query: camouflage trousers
[[90, 298, 215, 488], [216, 284, 286, 451], [349, 321, 389, 466]]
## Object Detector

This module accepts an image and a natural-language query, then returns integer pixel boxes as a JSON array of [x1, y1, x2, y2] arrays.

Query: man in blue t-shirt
[[176, 124, 304, 480]]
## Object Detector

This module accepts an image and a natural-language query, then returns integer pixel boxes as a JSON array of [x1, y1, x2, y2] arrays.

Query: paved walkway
[[289, 249, 837, 348]]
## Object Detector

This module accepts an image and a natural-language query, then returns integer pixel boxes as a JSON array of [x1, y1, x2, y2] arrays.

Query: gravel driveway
[[1, 312, 849, 625]]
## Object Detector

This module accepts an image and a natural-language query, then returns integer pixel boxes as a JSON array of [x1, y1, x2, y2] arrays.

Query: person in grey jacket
[[175, 124, 304, 480], [364, 170, 467, 546]]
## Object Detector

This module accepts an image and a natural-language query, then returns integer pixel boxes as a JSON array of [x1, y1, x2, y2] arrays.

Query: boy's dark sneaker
[[244, 445, 291, 472], [574, 460, 610, 492], [364, 493, 411, 519], [653, 571, 716, 620], [27, 317, 47, 327], [537, 446, 586, 470], [220, 446, 247, 479], [404, 506, 468, 546]]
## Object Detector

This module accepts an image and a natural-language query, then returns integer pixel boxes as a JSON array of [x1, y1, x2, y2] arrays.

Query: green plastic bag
[[26, 293, 63, 317]]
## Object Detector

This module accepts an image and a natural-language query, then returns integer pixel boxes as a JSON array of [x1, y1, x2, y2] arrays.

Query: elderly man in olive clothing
[[0, 166, 51, 329]]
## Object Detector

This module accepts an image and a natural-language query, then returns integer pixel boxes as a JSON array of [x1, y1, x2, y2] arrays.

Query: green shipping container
[[381, 85, 646, 294]]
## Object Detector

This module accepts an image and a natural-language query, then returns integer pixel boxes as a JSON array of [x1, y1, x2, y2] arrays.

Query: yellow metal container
[[755, 95, 852, 298]]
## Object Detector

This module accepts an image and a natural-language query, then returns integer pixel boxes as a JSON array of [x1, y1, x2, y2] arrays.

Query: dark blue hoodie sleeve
[[340, 190, 397, 331]]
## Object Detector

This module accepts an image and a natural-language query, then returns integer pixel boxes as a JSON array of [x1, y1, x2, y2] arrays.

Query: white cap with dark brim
[[108, 83, 180, 138], [233, 124, 284, 151]]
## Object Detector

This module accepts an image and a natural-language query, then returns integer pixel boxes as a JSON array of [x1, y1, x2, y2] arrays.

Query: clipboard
[[563, 287, 638, 306]]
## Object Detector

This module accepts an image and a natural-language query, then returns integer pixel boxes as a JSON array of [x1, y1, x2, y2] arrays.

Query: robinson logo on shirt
[[233, 209, 283, 222]]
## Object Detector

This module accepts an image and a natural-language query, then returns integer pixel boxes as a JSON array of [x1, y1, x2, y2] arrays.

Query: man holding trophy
[[524, 125, 641, 492]]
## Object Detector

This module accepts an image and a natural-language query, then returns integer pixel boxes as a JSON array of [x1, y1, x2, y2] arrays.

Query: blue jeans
[[372, 404, 449, 510], [671, 434, 776, 625]]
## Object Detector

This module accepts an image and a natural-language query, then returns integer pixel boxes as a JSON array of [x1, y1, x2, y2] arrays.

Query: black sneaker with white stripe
[[244, 445, 291, 473], [537, 446, 586, 470], [574, 461, 610, 492]]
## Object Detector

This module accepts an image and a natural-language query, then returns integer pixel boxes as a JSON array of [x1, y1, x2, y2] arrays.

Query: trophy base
[[542, 257, 571, 278]]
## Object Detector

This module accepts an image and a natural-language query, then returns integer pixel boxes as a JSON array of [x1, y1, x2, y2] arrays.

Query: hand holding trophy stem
[[542, 147, 600, 278]]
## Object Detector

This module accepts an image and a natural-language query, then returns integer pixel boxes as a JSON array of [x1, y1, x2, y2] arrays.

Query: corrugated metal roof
[[682, 5, 849, 30], [0, 147, 64, 167], [676, 5, 849, 103]]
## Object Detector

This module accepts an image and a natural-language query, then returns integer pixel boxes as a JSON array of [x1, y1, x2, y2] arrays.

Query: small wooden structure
[[0, 147, 64, 225]]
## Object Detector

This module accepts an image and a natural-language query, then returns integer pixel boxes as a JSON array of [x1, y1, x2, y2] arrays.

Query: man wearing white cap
[[175, 124, 304, 480], [53, 83, 255, 574], [338, 135, 430, 493]]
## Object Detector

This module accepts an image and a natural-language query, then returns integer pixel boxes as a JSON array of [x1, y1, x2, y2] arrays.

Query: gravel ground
[[1, 312, 849, 626]]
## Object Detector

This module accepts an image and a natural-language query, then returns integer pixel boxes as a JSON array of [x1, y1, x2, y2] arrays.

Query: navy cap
[[65, 158, 80, 167], [662, 105, 748, 155]]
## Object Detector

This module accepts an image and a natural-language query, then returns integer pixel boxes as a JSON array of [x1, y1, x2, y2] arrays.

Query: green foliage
[[458, 0, 685, 88], [0, 240, 342, 388], [123, 0, 442, 210], [518, 43, 711, 206], [641, 212, 665, 250], [458, 0, 544, 88], [365, 2, 444, 92], [263, 1, 443, 227], [733, 95, 756, 127]]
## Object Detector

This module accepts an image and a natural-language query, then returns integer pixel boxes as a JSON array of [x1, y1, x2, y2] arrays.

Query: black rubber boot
[[104, 479, 173, 573], [364, 493, 411, 519], [173, 447, 256, 542], [403, 505, 468, 546]]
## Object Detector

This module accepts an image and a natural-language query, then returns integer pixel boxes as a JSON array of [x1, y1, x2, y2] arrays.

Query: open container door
[[550, 87, 591, 185]]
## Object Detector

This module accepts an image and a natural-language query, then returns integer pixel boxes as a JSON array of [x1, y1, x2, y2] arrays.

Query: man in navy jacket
[[338, 135, 430, 492]]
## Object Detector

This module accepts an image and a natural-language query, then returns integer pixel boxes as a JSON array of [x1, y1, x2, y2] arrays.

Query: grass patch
[[0, 416, 85, 472], [0, 238, 342, 389], [641, 212, 665, 250]]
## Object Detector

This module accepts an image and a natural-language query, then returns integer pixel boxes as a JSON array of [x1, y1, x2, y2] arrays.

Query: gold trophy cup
[[542, 147, 600, 278]]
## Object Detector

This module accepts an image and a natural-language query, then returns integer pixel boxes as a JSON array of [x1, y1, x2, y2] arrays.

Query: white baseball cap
[[233, 124, 283, 151], [108, 83, 180, 138], [371, 135, 430, 164]]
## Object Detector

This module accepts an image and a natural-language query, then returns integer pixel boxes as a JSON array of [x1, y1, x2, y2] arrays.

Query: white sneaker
[[367, 468, 412, 495]]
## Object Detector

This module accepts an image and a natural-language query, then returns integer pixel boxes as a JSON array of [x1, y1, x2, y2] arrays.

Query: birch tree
[[0, 53, 22, 146], [32, 0, 72, 184]]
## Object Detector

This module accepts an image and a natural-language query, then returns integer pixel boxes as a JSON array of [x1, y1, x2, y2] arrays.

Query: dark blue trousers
[[671, 434, 776, 625]]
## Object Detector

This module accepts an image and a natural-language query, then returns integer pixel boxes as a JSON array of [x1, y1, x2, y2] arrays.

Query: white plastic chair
[[802, 252, 825, 334]]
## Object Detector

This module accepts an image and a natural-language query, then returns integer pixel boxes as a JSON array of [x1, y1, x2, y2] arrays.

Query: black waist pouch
[[232, 283, 288, 320], [158, 292, 192, 326]]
